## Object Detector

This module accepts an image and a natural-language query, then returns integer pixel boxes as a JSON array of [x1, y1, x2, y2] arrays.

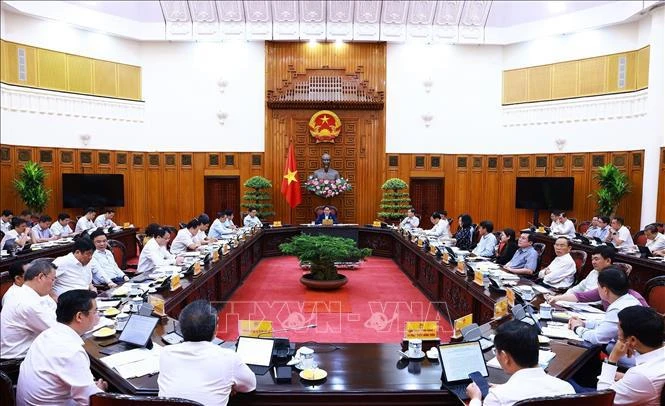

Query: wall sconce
[[421, 112, 434, 127], [423, 78, 433, 93], [217, 111, 228, 125], [217, 78, 228, 94], [80, 134, 91, 146], [555, 138, 567, 151]]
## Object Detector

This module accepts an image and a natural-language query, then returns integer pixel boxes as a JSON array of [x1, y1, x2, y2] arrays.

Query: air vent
[[18, 48, 27, 81], [617, 56, 626, 89]]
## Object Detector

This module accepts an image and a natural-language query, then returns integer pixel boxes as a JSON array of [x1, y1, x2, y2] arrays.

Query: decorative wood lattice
[[267, 68, 384, 110]]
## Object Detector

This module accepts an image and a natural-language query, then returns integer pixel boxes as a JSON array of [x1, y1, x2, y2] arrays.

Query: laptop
[[235, 336, 275, 375], [637, 245, 652, 258], [438, 341, 490, 401], [575, 233, 591, 245]]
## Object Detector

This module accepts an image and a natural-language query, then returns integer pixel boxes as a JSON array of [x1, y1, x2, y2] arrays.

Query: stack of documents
[[86, 317, 115, 335], [541, 323, 580, 340], [488, 350, 556, 369], [101, 346, 163, 379]]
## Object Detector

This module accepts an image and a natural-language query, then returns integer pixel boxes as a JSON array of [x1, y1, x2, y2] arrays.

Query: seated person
[[548, 212, 557, 232], [208, 211, 229, 240], [170, 219, 201, 255], [243, 209, 262, 228], [315, 206, 338, 224], [594, 216, 611, 241], [0, 209, 13, 233], [597, 306, 665, 405], [142, 223, 161, 246], [1, 261, 27, 306], [1, 217, 30, 250], [51, 238, 96, 299], [472, 220, 497, 257], [19, 209, 34, 228], [0, 259, 57, 359], [644, 223, 665, 252], [550, 211, 576, 238], [425, 211, 450, 238], [137, 227, 182, 274], [31, 215, 56, 243], [537, 237, 576, 290], [568, 266, 643, 345], [74, 207, 97, 234], [503, 233, 538, 276], [399, 208, 420, 231], [453, 214, 473, 250], [89, 229, 128, 289], [193, 213, 215, 245], [495, 228, 518, 266], [466, 320, 574, 406], [158, 300, 256, 405], [607, 216, 634, 248], [17, 289, 108, 404], [583, 216, 601, 238], [50, 212, 74, 237], [223, 209, 238, 232], [93, 208, 117, 229]]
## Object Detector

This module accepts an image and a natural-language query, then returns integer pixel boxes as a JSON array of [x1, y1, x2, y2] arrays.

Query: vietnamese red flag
[[281, 143, 302, 208]]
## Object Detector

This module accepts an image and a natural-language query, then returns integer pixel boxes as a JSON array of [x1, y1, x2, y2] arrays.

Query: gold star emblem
[[283, 169, 298, 184], [319, 115, 329, 124]]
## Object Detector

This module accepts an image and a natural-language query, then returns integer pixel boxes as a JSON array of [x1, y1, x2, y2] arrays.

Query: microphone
[[526, 222, 536, 231], [258, 324, 317, 337]]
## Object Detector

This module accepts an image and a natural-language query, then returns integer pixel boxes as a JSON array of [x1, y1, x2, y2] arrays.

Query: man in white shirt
[[607, 216, 634, 248], [399, 208, 420, 231], [583, 216, 601, 238], [568, 266, 642, 344], [466, 320, 574, 406], [137, 227, 182, 274], [170, 219, 201, 255], [74, 207, 97, 234], [425, 212, 450, 238], [159, 300, 256, 405], [0, 259, 57, 359], [193, 213, 215, 245], [547, 245, 614, 303], [538, 237, 576, 289], [17, 289, 108, 405], [551, 211, 576, 238], [89, 229, 128, 289], [0, 209, 13, 233], [224, 209, 238, 231], [31, 215, 56, 243], [644, 224, 665, 252], [50, 212, 74, 237], [1, 261, 27, 307], [472, 220, 498, 257], [209, 212, 228, 240], [51, 238, 96, 299], [597, 306, 665, 406], [1, 217, 30, 251], [93, 208, 117, 229], [243, 208, 262, 228]]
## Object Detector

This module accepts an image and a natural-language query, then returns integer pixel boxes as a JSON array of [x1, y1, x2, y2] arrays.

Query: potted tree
[[279, 234, 371, 290], [594, 164, 631, 217], [241, 176, 275, 220], [13, 161, 51, 215], [378, 178, 412, 224]]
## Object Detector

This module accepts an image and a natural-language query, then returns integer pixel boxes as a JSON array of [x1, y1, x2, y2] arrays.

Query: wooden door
[[410, 178, 444, 229], [204, 177, 240, 225]]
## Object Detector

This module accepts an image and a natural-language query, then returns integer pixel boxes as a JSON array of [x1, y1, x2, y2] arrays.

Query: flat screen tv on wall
[[62, 174, 125, 208], [515, 177, 574, 211]]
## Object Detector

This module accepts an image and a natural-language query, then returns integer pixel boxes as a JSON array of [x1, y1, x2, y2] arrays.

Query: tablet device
[[118, 314, 159, 348], [236, 336, 275, 375]]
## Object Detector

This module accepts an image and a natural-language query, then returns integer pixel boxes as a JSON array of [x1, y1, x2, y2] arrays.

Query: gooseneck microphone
[[257, 324, 317, 337]]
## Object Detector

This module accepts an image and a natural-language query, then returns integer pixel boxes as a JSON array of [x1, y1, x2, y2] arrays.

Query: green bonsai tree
[[594, 164, 631, 217], [241, 176, 275, 219], [279, 234, 371, 281], [13, 161, 51, 214], [378, 178, 412, 221]]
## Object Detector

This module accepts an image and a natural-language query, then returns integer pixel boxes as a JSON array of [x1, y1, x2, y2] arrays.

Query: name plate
[[322, 219, 333, 226], [494, 298, 509, 319], [373, 220, 382, 227], [430, 245, 437, 255], [456, 260, 466, 274], [473, 269, 484, 286], [193, 261, 202, 277], [149, 295, 165, 316], [212, 250, 219, 262], [442, 251, 450, 264], [239, 320, 273, 337], [453, 314, 473, 338], [404, 321, 439, 340], [170, 273, 181, 291], [506, 288, 516, 308], [272, 221, 282, 228]]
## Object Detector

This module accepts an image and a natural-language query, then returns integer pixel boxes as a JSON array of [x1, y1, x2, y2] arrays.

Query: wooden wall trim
[[658, 147, 665, 223]]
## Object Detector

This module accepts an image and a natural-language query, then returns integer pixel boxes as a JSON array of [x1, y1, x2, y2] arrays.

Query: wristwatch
[[604, 359, 617, 366]]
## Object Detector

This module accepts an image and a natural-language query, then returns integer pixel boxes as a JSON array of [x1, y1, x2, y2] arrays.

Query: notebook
[[438, 341, 489, 401], [235, 336, 275, 375]]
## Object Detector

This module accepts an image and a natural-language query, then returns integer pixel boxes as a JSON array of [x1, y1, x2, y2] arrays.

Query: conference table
[[82, 225, 610, 405]]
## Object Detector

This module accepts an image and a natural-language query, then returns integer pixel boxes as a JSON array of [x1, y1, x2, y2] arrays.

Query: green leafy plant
[[13, 161, 51, 214], [279, 234, 371, 281], [241, 176, 275, 219], [594, 164, 630, 217], [378, 178, 412, 221]]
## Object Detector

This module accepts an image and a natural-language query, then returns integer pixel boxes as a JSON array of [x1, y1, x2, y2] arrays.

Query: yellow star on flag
[[283, 169, 298, 184]]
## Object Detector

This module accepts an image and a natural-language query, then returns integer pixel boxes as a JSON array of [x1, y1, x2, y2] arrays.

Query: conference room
[[1, 1, 665, 405]]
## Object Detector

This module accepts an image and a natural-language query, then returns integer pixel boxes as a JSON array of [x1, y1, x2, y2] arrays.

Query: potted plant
[[241, 176, 275, 219], [594, 164, 631, 217], [378, 178, 412, 224], [13, 161, 51, 215], [279, 234, 371, 290]]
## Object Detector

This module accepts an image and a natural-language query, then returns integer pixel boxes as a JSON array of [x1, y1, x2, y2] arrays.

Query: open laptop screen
[[236, 336, 275, 367], [118, 314, 158, 347], [439, 342, 489, 383]]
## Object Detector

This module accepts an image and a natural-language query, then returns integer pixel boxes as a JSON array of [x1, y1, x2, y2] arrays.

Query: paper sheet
[[86, 317, 115, 334], [101, 345, 163, 379], [487, 350, 556, 369], [541, 326, 580, 340], [96, 300, 121, 310]]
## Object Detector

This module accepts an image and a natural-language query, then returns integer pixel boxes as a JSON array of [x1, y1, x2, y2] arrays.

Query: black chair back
[[512, 389, 615, 406]]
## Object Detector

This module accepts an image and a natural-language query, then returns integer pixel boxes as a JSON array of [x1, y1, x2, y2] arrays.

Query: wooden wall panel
[[527, 65, 551, 102], [502, 69, 527, 104], [578, 57, 607, 96], [551, 61, 578, 100], [636, 46, 650, 90], [66, 55, 93, 94], [658, 148, 665, 223], [37, 49, 68, 91]]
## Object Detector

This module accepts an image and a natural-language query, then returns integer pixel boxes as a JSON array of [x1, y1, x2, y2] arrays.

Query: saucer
[[426, 349, 439, 361], [92, 327, 116, 338], [408, 350, 426, 360], [299, 368, 327, 381], [103, 308, 120, 317]]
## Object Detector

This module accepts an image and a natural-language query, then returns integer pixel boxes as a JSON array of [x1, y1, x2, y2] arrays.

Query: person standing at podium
[[315, 206, 338, 224]]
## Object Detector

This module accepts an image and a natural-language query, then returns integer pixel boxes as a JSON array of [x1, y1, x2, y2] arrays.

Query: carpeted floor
[[215, 256, 453, 343]]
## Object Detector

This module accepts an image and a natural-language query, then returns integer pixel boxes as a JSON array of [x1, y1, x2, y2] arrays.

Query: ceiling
[[3, 1, 663, 44]]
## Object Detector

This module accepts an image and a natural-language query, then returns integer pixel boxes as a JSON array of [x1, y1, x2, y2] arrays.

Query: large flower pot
[[300, 273, 348, 290]]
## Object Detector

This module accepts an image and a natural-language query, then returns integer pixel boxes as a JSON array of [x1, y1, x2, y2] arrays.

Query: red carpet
[[216, 257, 453, 343]]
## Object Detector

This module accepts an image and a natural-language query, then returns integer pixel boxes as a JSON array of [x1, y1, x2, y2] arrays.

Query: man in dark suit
[[315, 206, 338, 224]]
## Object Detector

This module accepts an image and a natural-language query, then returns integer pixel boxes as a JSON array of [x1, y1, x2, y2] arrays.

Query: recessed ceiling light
[[547, 1, 566, 13]]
